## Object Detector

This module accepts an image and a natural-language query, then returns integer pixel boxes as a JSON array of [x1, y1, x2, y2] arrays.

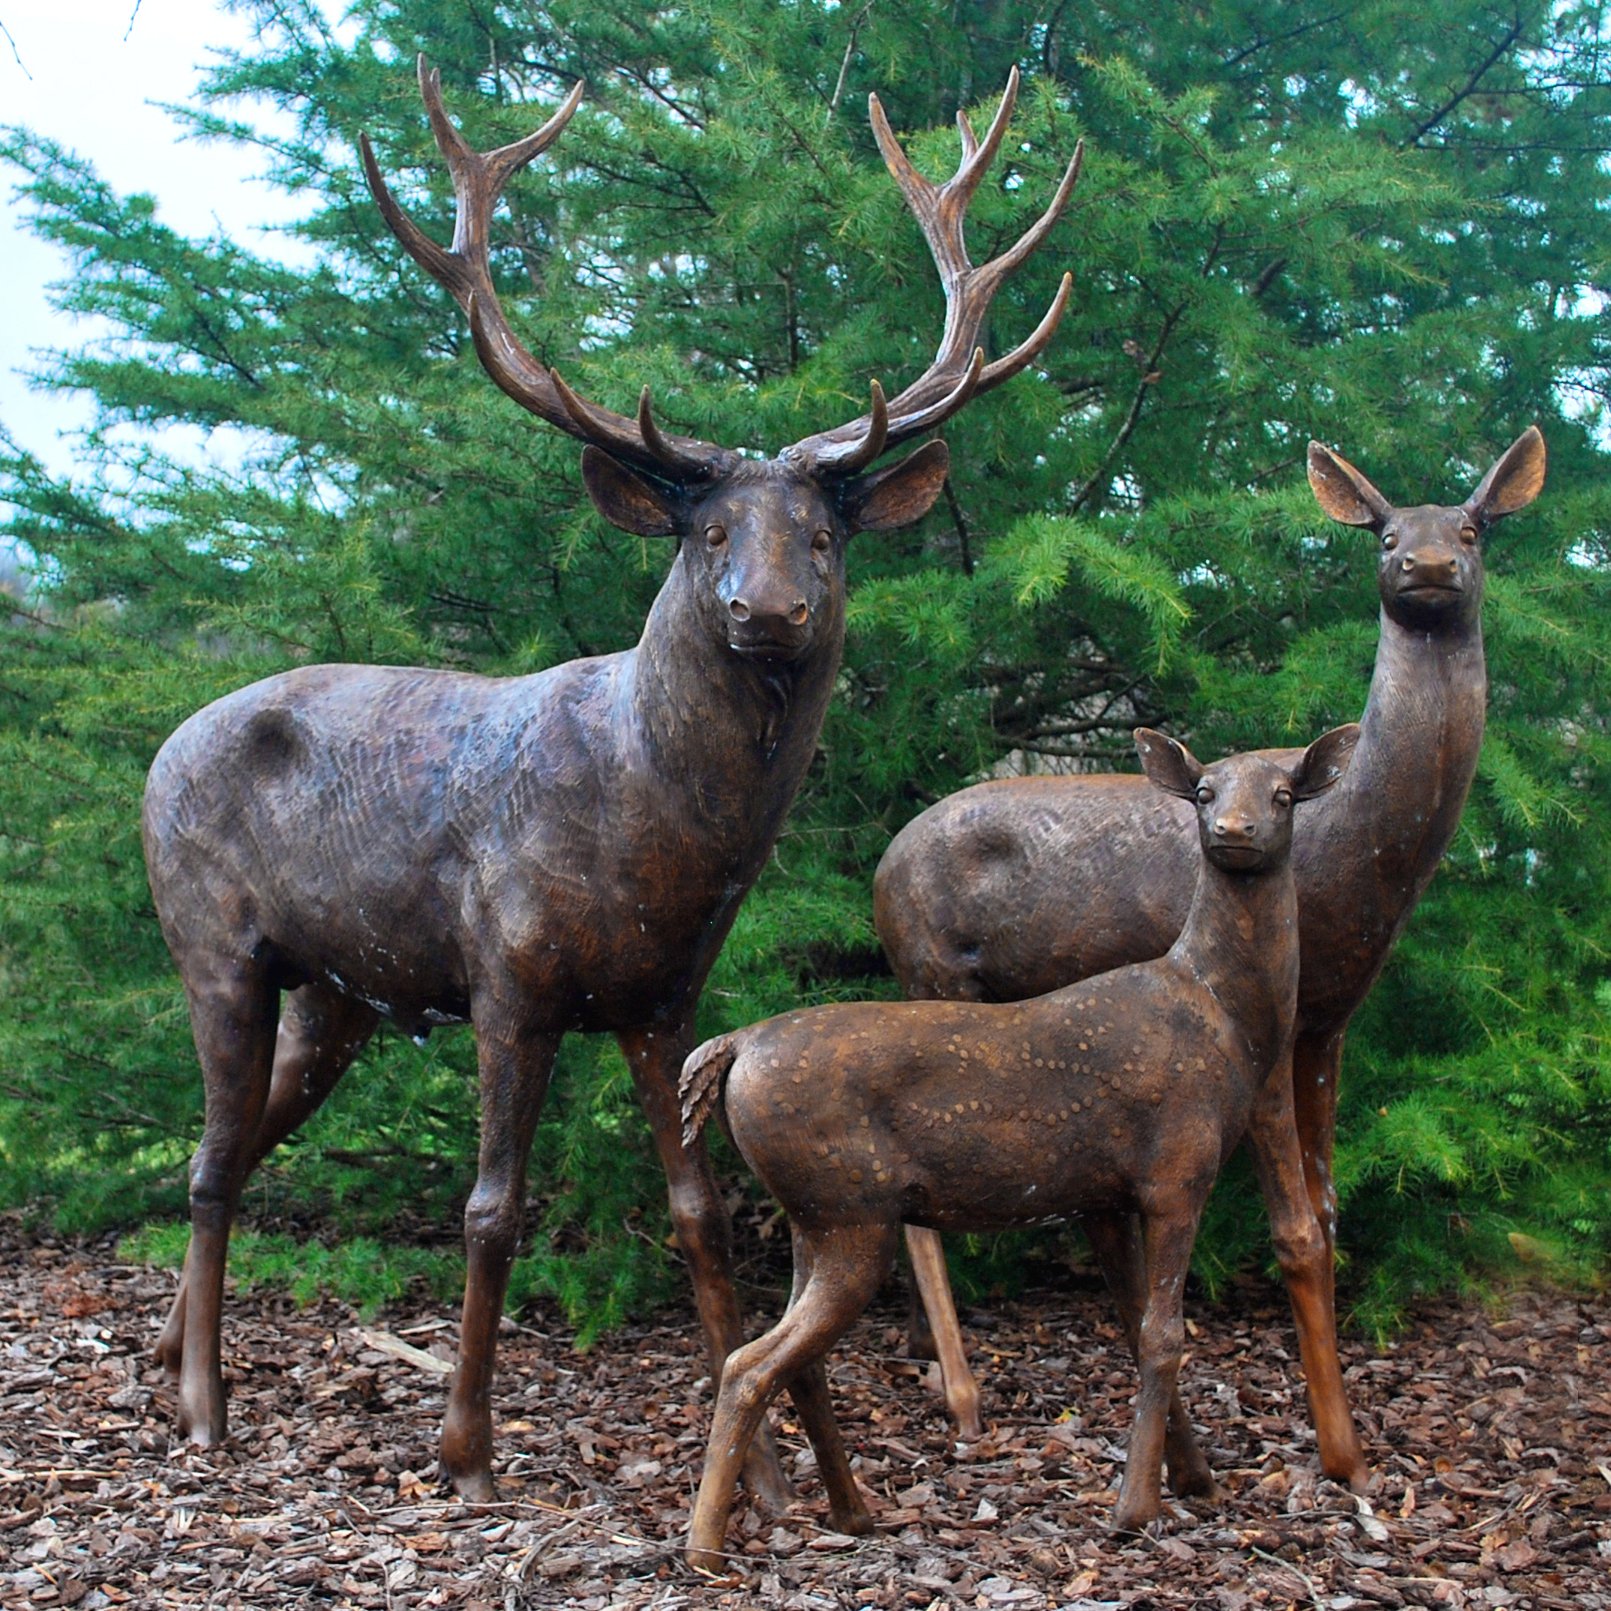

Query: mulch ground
[[2, 1223, 1609, 1611]]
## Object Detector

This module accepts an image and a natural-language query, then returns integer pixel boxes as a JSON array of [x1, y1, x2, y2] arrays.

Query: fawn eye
[[705, 524, 727, 548], [811, 529, 832, 554], [1274, 787, 1293, 808], [1195, 785, 1215, 804], [1381, 529, 1398, 551], [1460, 525, 1478, 545]]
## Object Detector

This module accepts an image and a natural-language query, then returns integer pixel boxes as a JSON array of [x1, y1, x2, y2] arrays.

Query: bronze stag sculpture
[[875, 428, 1546, 1485], [141, 59, 1080, 1504], [680, 724, 1359, 1565]]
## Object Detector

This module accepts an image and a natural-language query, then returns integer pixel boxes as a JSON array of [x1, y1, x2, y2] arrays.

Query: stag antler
[[789, 67, 1082, 474], [361, 58, 736, 483]]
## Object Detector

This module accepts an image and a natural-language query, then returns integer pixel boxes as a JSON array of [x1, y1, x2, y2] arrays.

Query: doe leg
[[619, 1023, 793, 1514], [1083, 1210, 1215, 1498], [157, 983, 377, 1376], [903, 1224, 983, 1438], [687, 1221, 896, 1572], [1110, 1198, 1204, 1534], [1249, 1034, 1367, 1490], [439, 1011, 561, 1501], [173, 960, 280, 1446]]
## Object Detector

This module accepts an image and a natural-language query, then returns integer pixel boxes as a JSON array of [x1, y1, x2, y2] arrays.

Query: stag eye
[[705, 524, 727, 548], [1195, 785, 1215, 805], [1274, 787, 1293, 808], [811, 529, 832, 554]]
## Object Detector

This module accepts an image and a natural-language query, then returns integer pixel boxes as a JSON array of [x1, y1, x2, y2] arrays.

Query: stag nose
[[729, 595, 809, 629], [1402, 549, 1458, 580], [728, 598, 751, 623], [787, 600, 808, 627]]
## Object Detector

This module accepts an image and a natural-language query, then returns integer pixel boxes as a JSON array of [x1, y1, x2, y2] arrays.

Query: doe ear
[[1307, 442, 1394, 528], [1134, 727, 1203, 800], [840, 439, 951, 533], [581, 445, 680, 538], [1289, 723, 1361, 800], [1464, 425, 1546, 527]]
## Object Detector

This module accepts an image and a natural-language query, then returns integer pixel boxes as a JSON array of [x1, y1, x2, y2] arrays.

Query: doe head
[[1135, 724, 1361, 872], [1306, 427, 1545, 631], [581, 441, 951, 663]]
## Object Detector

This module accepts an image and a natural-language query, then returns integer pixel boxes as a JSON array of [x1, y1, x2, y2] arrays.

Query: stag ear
[[1134, 728, 1203, 799], [1464, 426, 1546, 526], [1289, 723, 1361, 800], [1307, 443, 1393, 529], [581, 445, 680, 537], [840, 440, 951, 533]]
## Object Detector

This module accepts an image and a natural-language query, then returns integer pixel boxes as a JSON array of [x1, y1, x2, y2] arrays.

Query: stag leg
[[687, 1220, 895, 1572], [903, 1225, 983, 1438], [1083, 1210, 1215, 1499], [1256, 1028, 1367, 1489], [157, 983, 378, 1377], [172, 959, 280, 1446], [440, 1012, 561, 1501], [1111, 1196, 1202, 1534], [618, 1023, 793, 1513]]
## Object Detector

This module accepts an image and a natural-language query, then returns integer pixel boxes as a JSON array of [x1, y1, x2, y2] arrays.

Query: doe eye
[[1381, 530, 1398, 550], [1195, 785, 1215, 805], [1460, 525, 1478, 545], [706, 524, 727, 548], [812, 529, 832, 554], [1274, 787, 1294, 808]]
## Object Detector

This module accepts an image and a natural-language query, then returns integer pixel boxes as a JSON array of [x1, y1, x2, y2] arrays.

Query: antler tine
[[789, 73, 1078, 474], [366, 59, 733, 482], [804, 381, 890, 474]]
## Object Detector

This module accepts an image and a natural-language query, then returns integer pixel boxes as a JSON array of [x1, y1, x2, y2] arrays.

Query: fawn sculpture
[[141, 60, 1079, 1504], [680, 724, 1360, 1565], [875, 428, 1546, 1484]]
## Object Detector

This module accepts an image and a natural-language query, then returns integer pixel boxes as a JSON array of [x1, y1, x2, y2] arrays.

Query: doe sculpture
[[875, 428, 1546, 1486], [140, 59, 1080, 1504], [680, 723, 1360, 1566]]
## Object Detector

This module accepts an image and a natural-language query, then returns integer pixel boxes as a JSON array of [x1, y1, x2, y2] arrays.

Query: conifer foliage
[[3, 0, 1610, 1330]]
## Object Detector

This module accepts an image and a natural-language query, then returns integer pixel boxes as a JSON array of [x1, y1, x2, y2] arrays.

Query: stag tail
[[680, 1034, 741, 1148]]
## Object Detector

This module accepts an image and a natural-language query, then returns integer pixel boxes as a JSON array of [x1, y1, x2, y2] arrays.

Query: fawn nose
[[1214, 815, 1254, 843]]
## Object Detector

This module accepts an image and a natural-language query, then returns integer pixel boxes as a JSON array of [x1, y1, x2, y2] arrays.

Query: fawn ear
[[1307, 443, 1393, 529], [581, 446, 680, 537], [1464, 426, 1546, 527], [840, 440, 951, 532], [1289, 723, 1361, 800], [1135, 728, 1203, 799]]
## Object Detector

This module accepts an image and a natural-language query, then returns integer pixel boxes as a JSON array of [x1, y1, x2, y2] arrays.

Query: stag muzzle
[[723, 591, 814, 661]]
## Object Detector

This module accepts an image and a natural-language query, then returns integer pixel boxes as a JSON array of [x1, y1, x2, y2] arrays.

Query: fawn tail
[[679, 1033, 740, 1148]]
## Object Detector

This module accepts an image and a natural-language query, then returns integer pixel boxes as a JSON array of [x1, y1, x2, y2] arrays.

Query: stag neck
[[623, 543, 845, 815], [1169, 856, 1300, 1075]]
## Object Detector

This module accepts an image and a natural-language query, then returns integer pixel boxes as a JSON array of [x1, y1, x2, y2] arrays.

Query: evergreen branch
[[1404, 12, 1530, 147]]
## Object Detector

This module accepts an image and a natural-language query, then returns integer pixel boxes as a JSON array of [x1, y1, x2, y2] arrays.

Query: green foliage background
[[3, 0, 1610, 1335]]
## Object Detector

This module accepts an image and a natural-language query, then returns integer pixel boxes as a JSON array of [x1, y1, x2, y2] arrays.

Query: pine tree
[[4, 0, 1609, 1330]]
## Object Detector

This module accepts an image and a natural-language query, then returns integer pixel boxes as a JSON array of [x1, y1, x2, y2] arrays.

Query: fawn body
[[679, 725, 1357, 1566]]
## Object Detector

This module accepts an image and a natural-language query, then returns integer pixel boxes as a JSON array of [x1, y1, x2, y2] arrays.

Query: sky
[[0, 0, 318, 482]]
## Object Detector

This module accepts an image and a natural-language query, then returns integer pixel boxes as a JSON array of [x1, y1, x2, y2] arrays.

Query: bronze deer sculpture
[[141, 58, 1081, 1504], [874, 429, 1545, 1486], [680, 725, 1360, 1565]]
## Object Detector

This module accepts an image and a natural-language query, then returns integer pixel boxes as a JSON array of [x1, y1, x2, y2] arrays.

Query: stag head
[[362, 60, 1081, 662], [1307, 428, 1546, 631]]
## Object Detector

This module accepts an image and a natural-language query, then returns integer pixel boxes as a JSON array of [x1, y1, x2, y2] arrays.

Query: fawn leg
[[1083, 1211, 1214, 1498], [781, 1229, 875, 1537], [173, 958, 279, 1446], [619, 1022, 793, 1514], [904, 1225, 983, 1438], [1111, 1200, 1202, 1533], [157, 983, 376, 1376], [1252, 1031, 1368, 1489], [687, 1221, 896, 1572], [439, 1009, 560, 1501]]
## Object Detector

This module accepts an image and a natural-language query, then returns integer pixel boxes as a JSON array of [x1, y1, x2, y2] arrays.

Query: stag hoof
[[826, 1505, 875, 1539], [447, 1468, 497, 1504], [740, 1428, 795, 1515], [1109, 1494, 1161, 1536], [174, 1390, 227, 1449], [686, 1541, 728, 1575], [1165, 1445, 1218, 1501]]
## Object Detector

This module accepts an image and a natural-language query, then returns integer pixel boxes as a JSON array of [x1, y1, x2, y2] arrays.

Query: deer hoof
[[827, 1505, 875, 1538], [447, 1468, 496, 1504]]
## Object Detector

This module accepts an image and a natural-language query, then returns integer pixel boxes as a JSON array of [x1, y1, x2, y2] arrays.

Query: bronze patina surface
[[874, 429, 1546, 1483], [141, 62, 1079, 1504], [680, 725, 1359, 1566]]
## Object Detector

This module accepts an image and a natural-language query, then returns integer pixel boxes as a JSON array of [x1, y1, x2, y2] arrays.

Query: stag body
[[679, 727, 1358, 1566], [875, 430, 1546, 1482], [144, 60, 1080, 1501]]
